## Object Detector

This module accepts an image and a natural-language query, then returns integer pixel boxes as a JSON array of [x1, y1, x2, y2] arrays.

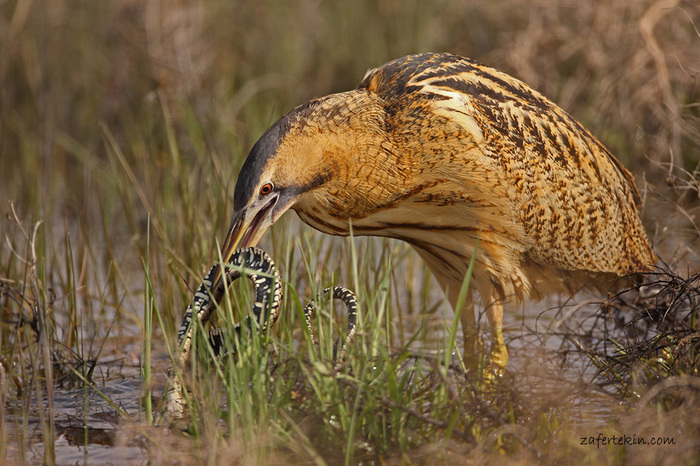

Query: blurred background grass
[[1, 0, 699, 463]]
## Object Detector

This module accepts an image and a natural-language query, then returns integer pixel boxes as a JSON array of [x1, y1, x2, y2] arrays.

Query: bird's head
[[217, 89, 385, 271]]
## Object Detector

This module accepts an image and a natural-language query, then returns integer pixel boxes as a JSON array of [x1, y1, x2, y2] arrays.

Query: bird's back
[[359, 53, 656, 285]]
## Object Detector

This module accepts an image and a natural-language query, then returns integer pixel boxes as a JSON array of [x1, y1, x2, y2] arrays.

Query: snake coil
[[165, 247, 357, 418], [303, 286, 358, 364]]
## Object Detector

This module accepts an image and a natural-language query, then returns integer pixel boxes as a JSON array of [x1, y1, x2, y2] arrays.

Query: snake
[[303, 286, 358, 364], [165, 247, 358, 417]]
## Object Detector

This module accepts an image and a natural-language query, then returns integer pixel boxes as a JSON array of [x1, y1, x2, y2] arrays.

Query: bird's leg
[[444, 273, 508, 375], [458, 287, 508, 377], [461, 324, 486, 372], [488, 325, 507, 373], [453, 288, 487, 372], [484, 300, 507, 376]]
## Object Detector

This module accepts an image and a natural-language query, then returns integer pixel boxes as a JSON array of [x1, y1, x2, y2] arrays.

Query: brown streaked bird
[[212, 52, 656, 370]]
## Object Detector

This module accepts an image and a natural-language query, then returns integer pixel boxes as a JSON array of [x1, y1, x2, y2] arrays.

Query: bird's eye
[[260, 182, 274, 196]]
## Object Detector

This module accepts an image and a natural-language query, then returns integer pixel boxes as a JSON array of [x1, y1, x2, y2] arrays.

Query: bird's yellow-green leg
[[461, 325, 485, 372], [488, 325, 508, 375], [458, 291, 507, 378], [461, 325, 507, 378], [451, 286, 487, 372], [484, 301, 507, 377]]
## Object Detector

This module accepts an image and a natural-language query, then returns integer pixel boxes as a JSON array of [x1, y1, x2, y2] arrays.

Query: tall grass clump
[[147, 232, 524, 463]]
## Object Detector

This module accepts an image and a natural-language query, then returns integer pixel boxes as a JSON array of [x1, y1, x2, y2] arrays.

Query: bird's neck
[[292, 107, 440, 235]]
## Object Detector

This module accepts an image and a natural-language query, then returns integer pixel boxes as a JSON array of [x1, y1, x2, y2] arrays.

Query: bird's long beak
[[212, 195, 278, 288]]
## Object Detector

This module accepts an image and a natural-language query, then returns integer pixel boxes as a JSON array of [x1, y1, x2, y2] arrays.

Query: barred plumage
[[215, 52, 656, 371]]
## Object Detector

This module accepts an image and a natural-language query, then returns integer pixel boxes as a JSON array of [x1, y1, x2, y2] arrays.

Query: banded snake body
[[166, 247, 358, 417]]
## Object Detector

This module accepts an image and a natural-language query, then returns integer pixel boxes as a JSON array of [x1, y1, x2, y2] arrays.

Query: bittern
[[214, 52, 656, 370]]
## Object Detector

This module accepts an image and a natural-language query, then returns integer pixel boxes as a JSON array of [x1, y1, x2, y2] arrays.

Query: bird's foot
[[462, 327, 508, 382]]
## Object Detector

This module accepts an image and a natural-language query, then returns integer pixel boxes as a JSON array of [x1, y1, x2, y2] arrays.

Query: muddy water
[[3, 338, 151, 463]]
